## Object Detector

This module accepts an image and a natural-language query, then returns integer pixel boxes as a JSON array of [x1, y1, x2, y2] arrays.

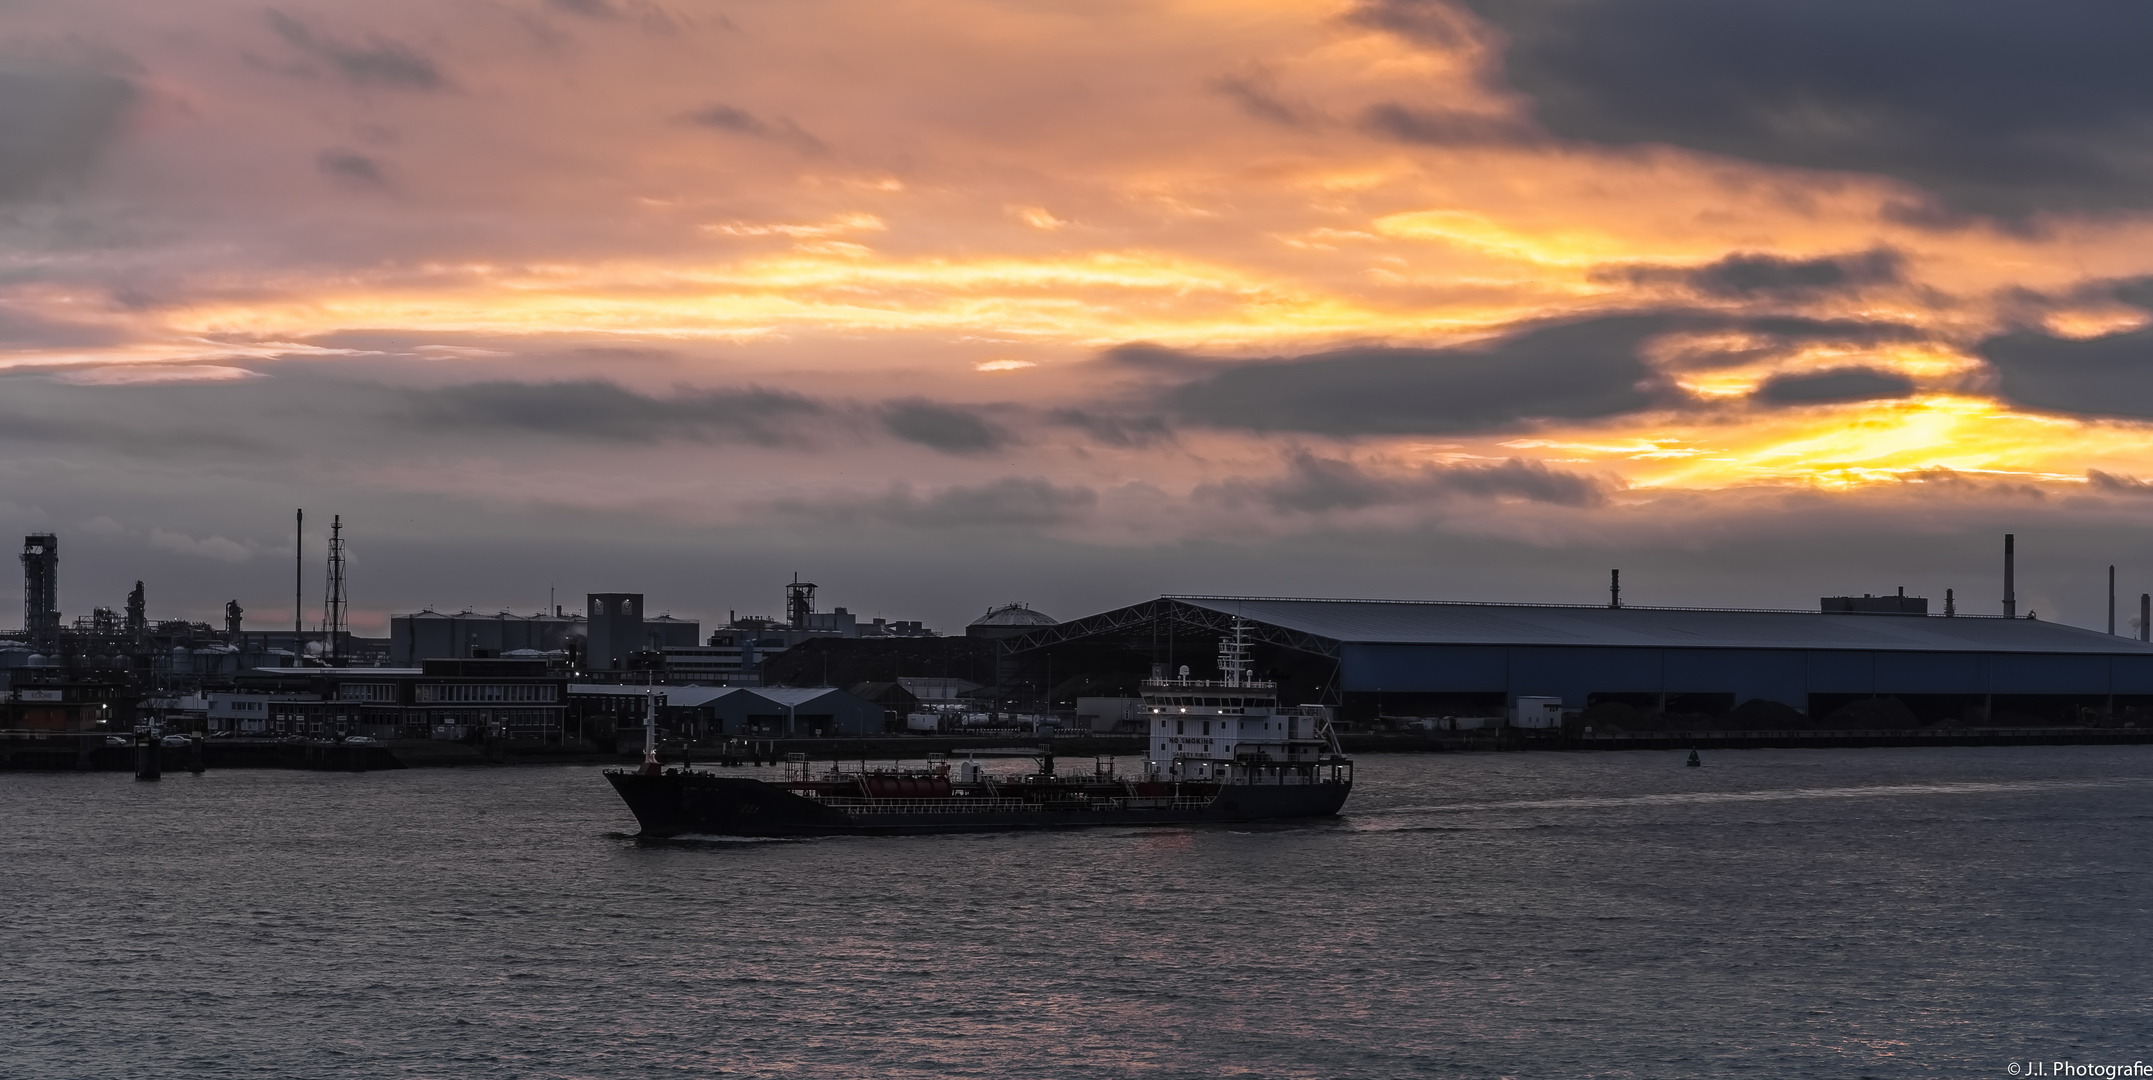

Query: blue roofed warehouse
[[1005, 596, 2153, 727]]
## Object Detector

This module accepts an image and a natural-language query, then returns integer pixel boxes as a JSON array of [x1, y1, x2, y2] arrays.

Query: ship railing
[[1161, 757, 1351, 786], [811, 795, 1216, 814], [1140, 678, 1278, 691]]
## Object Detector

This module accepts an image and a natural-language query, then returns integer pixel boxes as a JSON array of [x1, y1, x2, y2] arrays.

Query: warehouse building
[[570, 684, 886, 742], [1006, 596, 2153, 726], [390, 599, 701, 669], [391, 609, 584, 665]]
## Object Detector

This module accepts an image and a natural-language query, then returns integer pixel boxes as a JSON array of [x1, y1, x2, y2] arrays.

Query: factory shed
[[1008, 596, 2153, 726], [571, 684, 886, 737], [711, 687, 886, 737]]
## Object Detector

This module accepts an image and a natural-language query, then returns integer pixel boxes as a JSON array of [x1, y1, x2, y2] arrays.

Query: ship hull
[[606, 772, 1351, 837]]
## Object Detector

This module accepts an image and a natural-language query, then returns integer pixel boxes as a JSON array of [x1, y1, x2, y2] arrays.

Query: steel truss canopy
[[1007, 595, 2153, 658], [1005, 597, 1345, 659]]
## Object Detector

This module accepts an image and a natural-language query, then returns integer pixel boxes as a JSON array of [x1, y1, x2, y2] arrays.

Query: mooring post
[[134, 733, 161, 781]]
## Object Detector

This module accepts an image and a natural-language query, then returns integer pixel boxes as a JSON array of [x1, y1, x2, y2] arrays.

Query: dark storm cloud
[[683, 104, 823, 151], [1346, 0, 1481, 48], [316, 150, 387, 189], [1167, 314, 1675, 436], [409, 381, 825, 442], [904, 477, 1097, 525], [1200, 451, 1609, 512], [1047, 409, 1175, 448], [1978, 326, 2153, 419], [2088, 470, 2153, 497], [1755, 368, 1915, 404], [0, 307, 128, 348], [879, 400, 1010, 454], [1099, 342, 1208, 375], [546, 0, 685, 34], [1358, 102, 1539, 147], [775, 476, 1098, 528], [547, 0, 621, 17], [1209, 72, 1317, 128], [266, 11, 446, 91], [0, 388, 271, 457], [1608, 250, 1902, 299], [1412, 0, 2153, 217], [1740, 317, 1924, 346], [0, 66, 135, 200], [2111, 278, 2153, 313]]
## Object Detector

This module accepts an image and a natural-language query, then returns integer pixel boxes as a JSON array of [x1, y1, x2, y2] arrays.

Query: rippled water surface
[[6, 746, 2152, 1078]]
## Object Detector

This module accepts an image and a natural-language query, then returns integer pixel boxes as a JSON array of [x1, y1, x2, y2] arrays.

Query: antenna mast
[[322, 515, 347, 664]]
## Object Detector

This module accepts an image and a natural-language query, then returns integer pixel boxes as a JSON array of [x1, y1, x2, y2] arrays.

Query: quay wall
[[10, 728, 2149, 772]]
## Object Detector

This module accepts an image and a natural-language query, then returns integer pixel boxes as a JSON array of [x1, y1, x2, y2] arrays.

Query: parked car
[[160, 734, 193, 748], [105, 735, 131, 747], [342, 735, 379, 745]]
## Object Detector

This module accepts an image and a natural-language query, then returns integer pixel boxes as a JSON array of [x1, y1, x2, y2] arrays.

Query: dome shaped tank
[[965, 602, 1058, 640]]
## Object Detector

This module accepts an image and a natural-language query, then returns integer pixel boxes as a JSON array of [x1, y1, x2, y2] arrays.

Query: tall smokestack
[[295, 508, 304, 640], [2141, 594, 2149, 643], [1609, 569, 1621, 609], [2003, 533, 2016, 618], [2110, 565, 2117, 635]]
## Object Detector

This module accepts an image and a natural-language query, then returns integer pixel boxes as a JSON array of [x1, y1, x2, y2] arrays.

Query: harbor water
[[5, 746, 2150, 1078]]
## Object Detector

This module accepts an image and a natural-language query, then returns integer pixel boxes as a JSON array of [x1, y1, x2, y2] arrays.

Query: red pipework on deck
[[860, 776, 953, 799]]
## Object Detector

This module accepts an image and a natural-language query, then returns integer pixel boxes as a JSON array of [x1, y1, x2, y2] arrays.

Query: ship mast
[[1216, 617, 1251, 688], [639, 686, 662, 775]]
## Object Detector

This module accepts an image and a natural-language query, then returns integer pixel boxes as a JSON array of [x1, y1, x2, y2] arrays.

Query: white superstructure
[[1142, 618, 1335, 781]]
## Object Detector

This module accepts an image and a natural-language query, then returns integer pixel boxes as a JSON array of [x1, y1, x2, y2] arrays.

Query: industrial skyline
[[7, 1, 2153, 632]]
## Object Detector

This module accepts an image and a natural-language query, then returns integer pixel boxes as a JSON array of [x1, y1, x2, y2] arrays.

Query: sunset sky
[[8, 0, 2153, 633]]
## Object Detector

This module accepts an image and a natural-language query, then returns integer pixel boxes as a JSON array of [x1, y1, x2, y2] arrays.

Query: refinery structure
[[0, 520, 998, 746]]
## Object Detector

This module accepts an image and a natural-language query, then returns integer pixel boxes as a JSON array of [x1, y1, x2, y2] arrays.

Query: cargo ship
[[604, 620, 1353, 837]]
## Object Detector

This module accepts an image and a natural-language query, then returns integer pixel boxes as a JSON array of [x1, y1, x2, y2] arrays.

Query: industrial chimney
[[2003, 534, 2016, 618], [20, 533, 58, 652], [1609, 569, 1621, 610]]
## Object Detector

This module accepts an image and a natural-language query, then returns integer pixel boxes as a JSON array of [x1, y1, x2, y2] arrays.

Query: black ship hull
[[606, 771, 1352, 837]]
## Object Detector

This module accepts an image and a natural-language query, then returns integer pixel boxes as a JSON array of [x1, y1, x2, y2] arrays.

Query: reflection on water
[[4, 745, 2149, 1078]]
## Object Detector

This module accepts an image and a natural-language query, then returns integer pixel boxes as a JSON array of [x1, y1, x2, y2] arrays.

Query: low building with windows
[[3, 681, 129, 731], [230, 658, 570, 742], [207, 691, 320, 734]]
